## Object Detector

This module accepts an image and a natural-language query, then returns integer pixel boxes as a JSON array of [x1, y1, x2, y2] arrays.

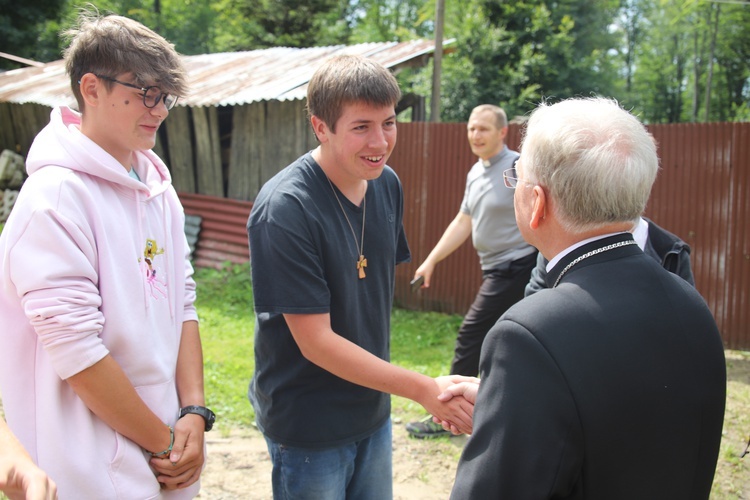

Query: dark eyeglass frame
[[94, 74, 178, 110]]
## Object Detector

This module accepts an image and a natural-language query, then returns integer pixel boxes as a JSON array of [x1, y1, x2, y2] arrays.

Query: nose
[[369, 125, 390, 148], [150, 99, 169, 119]]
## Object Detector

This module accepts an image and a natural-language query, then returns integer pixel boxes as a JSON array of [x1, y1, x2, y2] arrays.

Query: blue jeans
[[264, 419, 393, 500]]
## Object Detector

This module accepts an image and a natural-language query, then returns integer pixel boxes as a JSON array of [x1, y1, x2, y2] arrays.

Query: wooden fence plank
[[193, 106, 224, 197], [165, 106, 195, 193]]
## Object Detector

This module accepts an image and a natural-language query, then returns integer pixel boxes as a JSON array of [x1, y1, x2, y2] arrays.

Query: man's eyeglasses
[[504, 166, 537, 188], [95, 74, 179, 110], [503, 160, 536, 189], [502, 167, 521, 189]]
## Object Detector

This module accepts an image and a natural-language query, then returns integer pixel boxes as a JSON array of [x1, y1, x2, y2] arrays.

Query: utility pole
[[431, 0, 445, 123]]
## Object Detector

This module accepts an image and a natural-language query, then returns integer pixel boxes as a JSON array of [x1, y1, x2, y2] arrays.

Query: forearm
[[288, 314, 462, 407], [423, 213, 472, 266], [286, 313, 475, 432], [313, 332, 430, 400], [175, 320, 205, 408], [150, 321, 206, 488], [0, 418, 31, 463], [65, 355, 171, 454]]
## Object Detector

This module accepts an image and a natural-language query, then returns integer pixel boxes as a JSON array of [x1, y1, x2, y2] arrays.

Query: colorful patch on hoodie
[[140, 238, 167, 300]]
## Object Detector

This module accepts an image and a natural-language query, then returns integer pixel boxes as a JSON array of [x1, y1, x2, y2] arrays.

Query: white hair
[[520, 97, 658, 234]]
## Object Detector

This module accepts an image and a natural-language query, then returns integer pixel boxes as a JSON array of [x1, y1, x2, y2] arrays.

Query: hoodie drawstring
[[136, 190, 149, 311], [162, 199, 174, 320]]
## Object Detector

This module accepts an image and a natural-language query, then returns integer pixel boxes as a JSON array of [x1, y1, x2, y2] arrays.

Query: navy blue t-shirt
[[247, 152, 411, 447]]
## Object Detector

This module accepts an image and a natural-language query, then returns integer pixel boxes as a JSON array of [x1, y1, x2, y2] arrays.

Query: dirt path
[[198, 421, 465, 499]]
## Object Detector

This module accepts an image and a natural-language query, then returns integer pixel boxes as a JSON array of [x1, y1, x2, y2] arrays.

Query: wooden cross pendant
[[357, 255, 367, 279]]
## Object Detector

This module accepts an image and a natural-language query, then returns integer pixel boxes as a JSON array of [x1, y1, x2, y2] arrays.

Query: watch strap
[[179, 405, 215, 431]]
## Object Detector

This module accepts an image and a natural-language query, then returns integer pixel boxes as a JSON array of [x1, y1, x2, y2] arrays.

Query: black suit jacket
[[451, 233, 726, 500]]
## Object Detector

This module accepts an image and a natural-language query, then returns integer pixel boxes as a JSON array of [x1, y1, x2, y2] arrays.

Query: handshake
[[429, 376, 481, 436]]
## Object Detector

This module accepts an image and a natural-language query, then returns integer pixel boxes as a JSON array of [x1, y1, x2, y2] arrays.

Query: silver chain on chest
[[552, 240, 638, 288]]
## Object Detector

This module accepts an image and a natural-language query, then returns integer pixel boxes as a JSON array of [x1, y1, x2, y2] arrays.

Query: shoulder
[[16, 166, 93, 212], [253, 156, 319, 214]]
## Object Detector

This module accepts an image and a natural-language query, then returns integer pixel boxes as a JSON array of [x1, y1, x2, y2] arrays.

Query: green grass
[[193, 262, 750, 496], [194, 264, 256, 433], [195, 262, 465, 432], [714, 351, 750, 498]]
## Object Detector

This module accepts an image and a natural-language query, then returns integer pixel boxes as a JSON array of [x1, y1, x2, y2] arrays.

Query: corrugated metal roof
[[0, 39, 453, 109]]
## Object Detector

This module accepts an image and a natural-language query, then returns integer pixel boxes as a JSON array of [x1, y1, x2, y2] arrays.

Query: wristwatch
[[179, 405, 216, 431]]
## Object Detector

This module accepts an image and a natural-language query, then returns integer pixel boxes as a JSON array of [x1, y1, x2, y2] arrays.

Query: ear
[[79, 73, 102, 109], [499, 126, 509, 141], [310, 115, 330, 144], [529, 185, 547, 230]]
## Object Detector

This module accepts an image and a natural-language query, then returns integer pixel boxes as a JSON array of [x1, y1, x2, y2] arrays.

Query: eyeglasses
[[94, 74, 179, 110], [504, 166, 536, 188], [503, 167, 520, 188], [503, 160, 536, 189]]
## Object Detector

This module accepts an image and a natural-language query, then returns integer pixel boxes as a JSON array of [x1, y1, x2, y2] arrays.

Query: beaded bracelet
[[149, 425, 174, 457]]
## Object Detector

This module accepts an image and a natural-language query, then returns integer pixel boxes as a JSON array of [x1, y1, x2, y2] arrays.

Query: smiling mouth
[[364, 155, 384, 162]]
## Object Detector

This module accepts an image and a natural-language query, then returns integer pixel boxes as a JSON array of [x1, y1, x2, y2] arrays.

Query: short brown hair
[[63, 8, 187, 111], [306, 55, 401, 133], [470, 104, 508, 129]]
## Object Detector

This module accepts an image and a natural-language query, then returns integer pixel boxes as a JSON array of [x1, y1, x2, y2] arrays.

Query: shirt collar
[[480, 146, 508, 167], [546, 231, 630, 272]]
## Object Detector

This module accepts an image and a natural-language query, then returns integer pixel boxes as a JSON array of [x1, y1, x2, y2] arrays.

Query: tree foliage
[[0, 0, 66, 70]]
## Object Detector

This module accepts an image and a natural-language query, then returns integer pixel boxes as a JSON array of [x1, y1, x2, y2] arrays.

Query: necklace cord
[[326, 176, 367, 278]]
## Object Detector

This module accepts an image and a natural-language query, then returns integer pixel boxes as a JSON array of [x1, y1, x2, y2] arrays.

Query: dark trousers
[[450, 251, 538, 377]]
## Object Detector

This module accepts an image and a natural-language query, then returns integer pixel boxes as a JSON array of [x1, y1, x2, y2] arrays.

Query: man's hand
[[150, 414, 205, 490], [0, 458, 57, 500], [438, 379, 480, 405], [414, 261, 436, 289], [0, 417, 57, 500], [419, 375, 480, 435], [432, 379, 481, 435]]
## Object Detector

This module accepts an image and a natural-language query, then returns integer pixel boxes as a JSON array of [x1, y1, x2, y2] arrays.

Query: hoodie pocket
[[108, 379, 179, 499], [109, 431, 162, 499]]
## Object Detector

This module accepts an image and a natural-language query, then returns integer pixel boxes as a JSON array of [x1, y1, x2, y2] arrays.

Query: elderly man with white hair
[[444, 97, 726, 500]]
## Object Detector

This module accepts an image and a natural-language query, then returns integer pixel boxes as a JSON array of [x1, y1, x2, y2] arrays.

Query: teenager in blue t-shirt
[[247, 55, 478, 499]]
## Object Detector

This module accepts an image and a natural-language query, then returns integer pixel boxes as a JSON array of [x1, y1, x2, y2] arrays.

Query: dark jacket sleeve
[[451, 319, 584, 500], [524, 251, 550, 297], [643, 218, 695, 286]]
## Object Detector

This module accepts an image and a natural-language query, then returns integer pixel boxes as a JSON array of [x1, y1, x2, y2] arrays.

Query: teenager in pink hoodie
[[0, 11, 213, 499]]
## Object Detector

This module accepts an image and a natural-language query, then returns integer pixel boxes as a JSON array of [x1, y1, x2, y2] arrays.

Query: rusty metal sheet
[[0, 40, 454, 109]]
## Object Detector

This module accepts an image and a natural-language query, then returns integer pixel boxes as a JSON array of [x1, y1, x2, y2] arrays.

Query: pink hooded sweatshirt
[[0, 106, 201, 499]]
